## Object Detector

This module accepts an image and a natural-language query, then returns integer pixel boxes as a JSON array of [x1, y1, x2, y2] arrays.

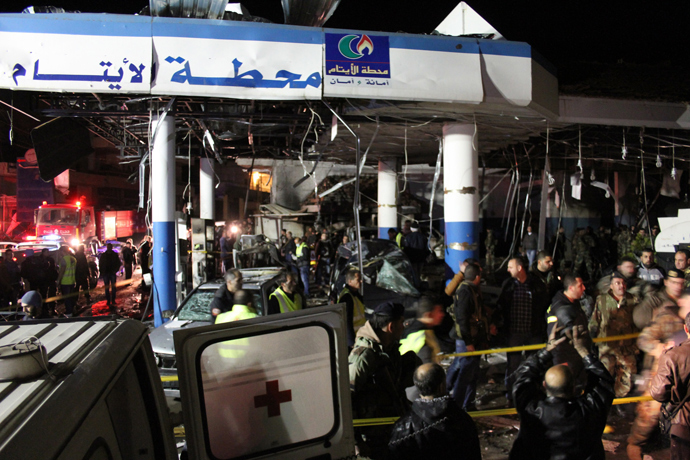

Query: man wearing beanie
[[20, 290, 43, 320]]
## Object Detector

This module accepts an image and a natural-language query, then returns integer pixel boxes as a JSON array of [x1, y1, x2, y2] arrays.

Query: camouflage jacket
[[589, 290, 638, 356], [615, 232, 633, 259], [576, 234, 596, 252], [348, 321, 411, 419], [631, 234, 652, 255], [633, 288, 677, 330], [637, 304, 685, 373]]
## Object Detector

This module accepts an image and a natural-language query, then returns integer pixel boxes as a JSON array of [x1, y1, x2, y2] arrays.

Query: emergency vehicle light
[[75, 201, 81, 207]]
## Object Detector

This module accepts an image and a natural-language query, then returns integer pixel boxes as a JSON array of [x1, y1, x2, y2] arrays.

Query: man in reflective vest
[[215, 290, 258, 359], [57, 245, 77, 317], [267, 271, 303, 314], [295, 237, 311, 297], [338, 270, 364, 347], [387, 228, 404, 249], [399, 296, 445, 363]]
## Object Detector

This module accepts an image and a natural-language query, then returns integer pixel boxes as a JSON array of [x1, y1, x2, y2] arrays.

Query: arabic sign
[[0, 14, 151, 93], [324, 32, 484, 103], [151, 18, 323, 100], [0, 14, 548, 107], [325, 33, 390, 79]]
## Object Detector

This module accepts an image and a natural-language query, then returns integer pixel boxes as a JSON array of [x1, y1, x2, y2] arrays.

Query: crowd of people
[[345, 231, 690, 459], [0, 237, 152, 319]]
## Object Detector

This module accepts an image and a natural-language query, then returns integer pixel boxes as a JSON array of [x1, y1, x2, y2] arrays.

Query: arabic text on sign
[[167, 57, 321, 89]]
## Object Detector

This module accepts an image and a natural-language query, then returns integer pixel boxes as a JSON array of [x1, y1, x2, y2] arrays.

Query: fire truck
[[34, 201, 145, 246]]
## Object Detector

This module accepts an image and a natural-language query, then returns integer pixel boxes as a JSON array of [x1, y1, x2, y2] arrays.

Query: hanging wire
[[639, 128, 653, 240], [427, 138, 443, 251], [622, 129, 628, 160], [399, 123, 409, 193], [577, 127, 583, 174], [671, 136, 677, 179]]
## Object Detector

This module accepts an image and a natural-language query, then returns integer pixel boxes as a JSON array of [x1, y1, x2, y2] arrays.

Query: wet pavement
[[67, 268, 152, 320]]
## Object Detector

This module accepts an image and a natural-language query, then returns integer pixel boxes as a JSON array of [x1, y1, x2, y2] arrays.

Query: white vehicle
[[149, 268, 283, 397], [0, 306, 355, 459]]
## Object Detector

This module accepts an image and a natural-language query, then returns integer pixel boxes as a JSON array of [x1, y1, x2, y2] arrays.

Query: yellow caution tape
[[353, 395, 654, 427], [0, 277, 138, 310], [439, 333, 640, 359]]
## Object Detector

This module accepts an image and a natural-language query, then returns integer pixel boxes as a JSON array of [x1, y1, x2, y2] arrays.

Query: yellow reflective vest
[[399, 330, 425, 355], [60, 254, 76, 286], [338, 285, 366, 333], [269, 287, 303, 313], [216, 304, 258, 358], [395, 232, 403, 248]]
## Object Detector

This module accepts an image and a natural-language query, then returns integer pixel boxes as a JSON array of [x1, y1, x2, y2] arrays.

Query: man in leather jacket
[[510, 324, 614, 460], [650, 311, 690, 460], [389, 363, 481, 460], [546, 274, 591, 389]]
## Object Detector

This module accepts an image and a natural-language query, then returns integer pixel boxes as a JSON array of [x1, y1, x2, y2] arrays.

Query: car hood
[[149, 317, 212, 355]]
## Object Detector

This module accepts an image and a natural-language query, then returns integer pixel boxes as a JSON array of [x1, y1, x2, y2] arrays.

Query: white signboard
[[324, 31, 484, 104], [152, 19, 323, 100], [0, 14, 151, 94]]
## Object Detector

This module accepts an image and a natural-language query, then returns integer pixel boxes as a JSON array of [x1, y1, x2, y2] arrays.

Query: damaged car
[[328, 239, 420, 314]]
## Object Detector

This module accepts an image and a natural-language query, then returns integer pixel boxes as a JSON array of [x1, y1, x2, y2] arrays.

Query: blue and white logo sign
[[325, 33, 390, 79]]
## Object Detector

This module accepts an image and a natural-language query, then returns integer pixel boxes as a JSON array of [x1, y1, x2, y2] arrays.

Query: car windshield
[[178, 290, 216, 322], [177, 288, 264, 321], [37, 208, 78, 225]]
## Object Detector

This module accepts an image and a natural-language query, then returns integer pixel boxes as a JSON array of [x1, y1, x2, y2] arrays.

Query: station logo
[[338, 34, 374, 60], [325, 32, 390, 80]]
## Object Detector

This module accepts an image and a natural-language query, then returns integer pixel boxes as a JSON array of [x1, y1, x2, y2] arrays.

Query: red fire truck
[[34, 201, 145, 246]]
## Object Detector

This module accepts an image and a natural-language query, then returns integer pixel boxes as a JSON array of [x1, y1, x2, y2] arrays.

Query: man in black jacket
[[210, 268, 243, 319], [546, 273, 591, 389], [510, 324, 615, 460], [99, 243, 121, 309], [389, 363, 481, 460]]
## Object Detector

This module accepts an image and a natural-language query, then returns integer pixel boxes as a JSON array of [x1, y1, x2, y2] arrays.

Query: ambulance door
[[174, 304, 355, 460]]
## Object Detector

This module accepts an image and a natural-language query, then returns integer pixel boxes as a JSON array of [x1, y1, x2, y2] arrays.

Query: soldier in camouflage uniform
[[574, 228, 596, 280], [631, 228, 652, 256], [615, 225, 634, 260], [485, 229, 496, 271], [627, 271, 687, 460], [589, 271, 638, 398]]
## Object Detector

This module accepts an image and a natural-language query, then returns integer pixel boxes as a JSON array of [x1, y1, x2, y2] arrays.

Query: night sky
[[1, 1, 689, 75]]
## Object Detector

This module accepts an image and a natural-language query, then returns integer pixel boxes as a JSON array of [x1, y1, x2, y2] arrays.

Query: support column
[[538, 169, 549, 250], [151, 112, 177, 327], [443, 123, 479, 278], [200, 158, 215, 220], [377, 158, 398, 239]]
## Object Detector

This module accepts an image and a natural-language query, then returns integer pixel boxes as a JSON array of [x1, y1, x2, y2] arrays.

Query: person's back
[[100, 248, 121, 275], [510, 326, 614, 460], [215, 290, 257, 323], [389, 363, 481, 460]]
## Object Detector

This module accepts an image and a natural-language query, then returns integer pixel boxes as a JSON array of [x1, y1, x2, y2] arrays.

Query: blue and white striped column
[[200, 158, 215, 220], [151, 111, 177, 327], [443, 123, 479, 278], [378, 158, 398, 239]]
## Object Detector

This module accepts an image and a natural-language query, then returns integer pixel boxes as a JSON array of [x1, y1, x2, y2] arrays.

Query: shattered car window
[[377, 259, 419, 296], [178, 291, 216, 321]]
